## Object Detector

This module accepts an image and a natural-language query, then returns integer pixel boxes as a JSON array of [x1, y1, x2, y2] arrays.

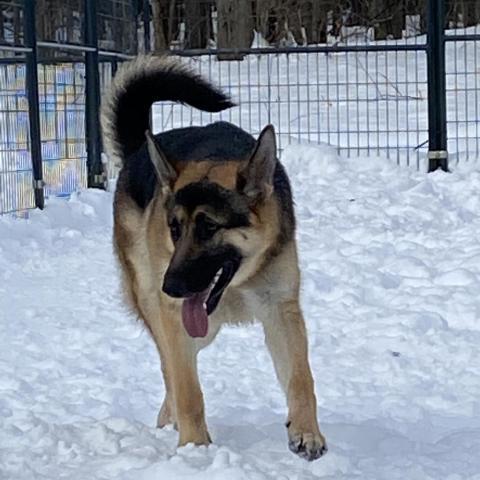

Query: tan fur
[[174, 160, 242, 191], [114, 178, 327, 456], [224, 194, 281, 285]]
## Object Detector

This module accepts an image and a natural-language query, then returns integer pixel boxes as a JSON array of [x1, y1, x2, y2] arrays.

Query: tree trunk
[[184, 0, 208, 49], [151, 0, 168, 50], [389, 2, 405, 39], [254, 0, 274, 43], [304, 0, 318, 44], [404, 0, 426, 33], [0, 8, 4, 42], [66, 0, 74, 43], [288, 0, 306, 45], [14, 2, 22, 45], [216, 0, 253, 60], [462, 0, 479, 27], [368, 0, 404, 40], [303, 0, 333, 44], [346, 0, 366, 26]]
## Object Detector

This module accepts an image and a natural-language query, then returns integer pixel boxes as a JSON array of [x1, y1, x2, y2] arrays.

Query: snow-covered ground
[[1, 143, 480, 479]]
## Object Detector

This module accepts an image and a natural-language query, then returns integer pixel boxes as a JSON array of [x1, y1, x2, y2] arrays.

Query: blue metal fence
[[0, 0, 136, 215]]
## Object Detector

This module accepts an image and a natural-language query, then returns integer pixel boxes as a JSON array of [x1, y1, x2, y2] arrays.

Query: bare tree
[[151, 0, 183, 51], [447, 0, 480, 28], [254, 0, 274, 43], [216, 0, 253, 59], [366, 0, 404, 40], [184, 0, 213, 49], [302, 0, 339, 44], [147, 0, 476, 53], [405, 0, 426, 35], [253, 0, 336, 46], [151, 0, 169, 50], [0, 5, 5, 43], [36, 0, 83, 44], [251, 0, 299, 46]]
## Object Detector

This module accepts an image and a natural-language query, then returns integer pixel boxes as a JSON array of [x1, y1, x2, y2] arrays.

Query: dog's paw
[[157, 398, 177, 429], [178, 429, 212, 447], [287, 427, 327, 461]]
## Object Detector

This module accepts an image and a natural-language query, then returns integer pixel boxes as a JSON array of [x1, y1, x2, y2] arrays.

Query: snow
[[1, 142, 480, 479]]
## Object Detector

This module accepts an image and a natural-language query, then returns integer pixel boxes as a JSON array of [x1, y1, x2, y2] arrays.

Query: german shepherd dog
[[101, 55, 327, 461]]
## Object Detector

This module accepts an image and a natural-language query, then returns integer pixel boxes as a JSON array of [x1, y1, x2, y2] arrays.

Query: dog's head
[[145, 126, 278, 337]]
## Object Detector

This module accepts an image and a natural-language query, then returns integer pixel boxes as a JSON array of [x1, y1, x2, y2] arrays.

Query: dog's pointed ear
[[145, 130, 176, 186], [241, 125, 277, 202]]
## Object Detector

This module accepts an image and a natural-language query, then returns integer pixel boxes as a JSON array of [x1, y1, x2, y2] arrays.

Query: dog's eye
[[169, 218, 181, 243], [196, 214, 219, 241]]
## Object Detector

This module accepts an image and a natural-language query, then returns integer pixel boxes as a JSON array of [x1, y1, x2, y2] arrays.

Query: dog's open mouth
[[181, 260, 239, 338]]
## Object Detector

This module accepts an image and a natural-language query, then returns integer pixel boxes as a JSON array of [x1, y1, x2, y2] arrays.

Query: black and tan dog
[[101, 55, 327, 461]]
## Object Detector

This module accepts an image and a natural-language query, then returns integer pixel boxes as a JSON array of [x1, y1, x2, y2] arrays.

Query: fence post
[[426, 0, 448, 172], [23, 0, 44, 209], [84, 0, 104, 188]]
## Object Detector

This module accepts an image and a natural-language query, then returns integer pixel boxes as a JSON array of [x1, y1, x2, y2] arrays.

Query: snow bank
[[1, 144, 480, 479]]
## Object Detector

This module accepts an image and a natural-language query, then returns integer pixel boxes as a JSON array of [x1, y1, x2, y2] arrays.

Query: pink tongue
[[182, 290, 209, 338]]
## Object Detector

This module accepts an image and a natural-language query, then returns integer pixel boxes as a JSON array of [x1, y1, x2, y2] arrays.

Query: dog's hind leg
[[261, 299, 327, 461], [145, 301, 211, 447]]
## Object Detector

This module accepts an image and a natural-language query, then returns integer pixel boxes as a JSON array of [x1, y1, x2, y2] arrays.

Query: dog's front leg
[[262, 299, 327, 461], [148, 300, 211, 447]]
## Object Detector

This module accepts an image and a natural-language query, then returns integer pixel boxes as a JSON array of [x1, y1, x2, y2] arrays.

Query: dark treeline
[[0, 1, 479, 54], [0, 0, 137, 53], [151, 0, 480, 51]]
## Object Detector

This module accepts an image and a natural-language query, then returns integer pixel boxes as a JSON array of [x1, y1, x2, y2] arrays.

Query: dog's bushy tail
[[101, 55, 234, 164]]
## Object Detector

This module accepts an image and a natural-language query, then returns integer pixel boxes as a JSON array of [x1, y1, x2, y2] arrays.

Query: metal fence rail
[[0, 63, 33, 214], [154, 0, 477, 174], [156, 46, 430, 169], [0, 0, 479, 215], [38, 63, 87, 198], [445, 33, 480, 164]]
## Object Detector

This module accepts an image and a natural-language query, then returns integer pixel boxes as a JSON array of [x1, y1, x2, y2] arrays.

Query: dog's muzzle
[[162, 251, 241, 338]]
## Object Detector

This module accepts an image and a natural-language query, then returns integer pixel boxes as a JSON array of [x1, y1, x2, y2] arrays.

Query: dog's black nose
[[162, 273, 190, 298]]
